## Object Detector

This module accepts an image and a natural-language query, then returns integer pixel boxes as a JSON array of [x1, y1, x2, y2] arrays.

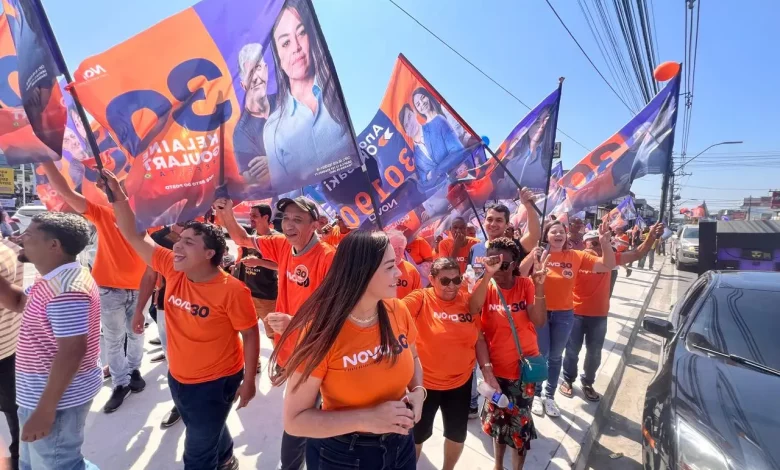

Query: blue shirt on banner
[[264, 83, 353, 190], [416, 115, 464, 182]]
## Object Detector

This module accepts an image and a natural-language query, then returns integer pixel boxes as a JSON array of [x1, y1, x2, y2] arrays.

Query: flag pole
[[307, 0, 383, 229], [482, 145, 543, 217], [462, 183, 488, 240], [29, 0, 113, 201], [658, 66, 682, 225], [539, 77, 565, 230]]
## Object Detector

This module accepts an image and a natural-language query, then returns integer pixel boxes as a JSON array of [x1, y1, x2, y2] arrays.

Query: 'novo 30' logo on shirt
[[488, 301, 528, 313], [433, 311, 475, 323], [286, 264, 310, 287], [342, 334, 409, 369], [168, 295, 211, 318]]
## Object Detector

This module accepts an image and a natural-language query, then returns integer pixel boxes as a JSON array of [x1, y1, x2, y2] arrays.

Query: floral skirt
[[480, 377, 538, 456]]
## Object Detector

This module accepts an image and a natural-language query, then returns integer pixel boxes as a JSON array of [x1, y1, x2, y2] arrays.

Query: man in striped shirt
[[0, 213, 101, 470], [0, 240, 24, 470]]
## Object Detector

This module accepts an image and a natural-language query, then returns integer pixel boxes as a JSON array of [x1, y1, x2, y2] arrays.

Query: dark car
[[641, 271, 780, 470]]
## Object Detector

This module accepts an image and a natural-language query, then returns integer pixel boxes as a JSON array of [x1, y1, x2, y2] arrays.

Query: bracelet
[[535, 295, 545, 299], [409, 385, 427, 401], [481, 362, 493, 369]]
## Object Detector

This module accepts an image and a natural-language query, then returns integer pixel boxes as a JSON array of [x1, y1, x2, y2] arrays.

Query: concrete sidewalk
[[0, 263, 660, 469]]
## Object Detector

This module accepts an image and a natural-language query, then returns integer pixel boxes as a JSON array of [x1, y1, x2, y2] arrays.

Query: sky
[[41, 0, 780, 214]]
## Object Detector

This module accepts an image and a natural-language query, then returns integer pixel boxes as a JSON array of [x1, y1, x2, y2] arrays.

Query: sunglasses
[[438, 276, 463, 287], [500, 261, 515, 271]]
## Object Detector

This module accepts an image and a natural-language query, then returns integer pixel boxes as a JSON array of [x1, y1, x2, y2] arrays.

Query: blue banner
[[558, 72, 681, 211]]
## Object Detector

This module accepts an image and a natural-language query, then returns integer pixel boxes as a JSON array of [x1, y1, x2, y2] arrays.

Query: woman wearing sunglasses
[[399, 257, 482, 470], [470, 238, 548, 470], [533, 220, 615, 418], [270, 231, 424, 469]]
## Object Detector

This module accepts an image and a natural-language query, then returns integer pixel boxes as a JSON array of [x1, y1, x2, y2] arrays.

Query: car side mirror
[[643, 317, 675, 340]]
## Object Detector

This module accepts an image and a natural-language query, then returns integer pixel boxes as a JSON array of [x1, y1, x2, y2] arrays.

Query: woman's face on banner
[[413, 92, 432, 117], [274, 8, 312, 82]]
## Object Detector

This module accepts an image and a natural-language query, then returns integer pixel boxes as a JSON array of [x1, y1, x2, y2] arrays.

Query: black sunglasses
[[438, 276, 463, 287], [500, 261, 515, 271]]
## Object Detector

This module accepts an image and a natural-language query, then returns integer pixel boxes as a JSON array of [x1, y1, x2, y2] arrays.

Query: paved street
[[586, 259, 698, 469], [1, 245, 667, 469]]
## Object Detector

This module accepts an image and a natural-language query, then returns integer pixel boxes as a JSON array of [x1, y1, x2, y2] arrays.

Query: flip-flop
[[559, 381, 574, 398], [582, 385, 601, 402]]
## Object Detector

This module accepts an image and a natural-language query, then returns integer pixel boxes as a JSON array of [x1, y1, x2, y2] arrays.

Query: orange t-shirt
[[480, 278, 538, 381], [573, 252, 623, 317], [307, 299, 417, 411], [438, 236, 480, 272], [152, 247, 257, 384], [322, 226, 349, 248], [405, 237, 434, 264], [402, 288, 478, 390], [253, 234, 335, 363], [396, 260, 421, 299], [615, 234, 630, 253], [544, 250, 599, 311], [84, 201, 146, 290]]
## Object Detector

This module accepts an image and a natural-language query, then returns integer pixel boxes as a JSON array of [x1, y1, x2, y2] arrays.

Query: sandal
[[582, 384, 601, 402], [559, 381, 574, 398]]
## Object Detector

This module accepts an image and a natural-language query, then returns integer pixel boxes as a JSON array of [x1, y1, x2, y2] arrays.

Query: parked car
[[670, 224, 699, 269], [641, 271, 780, 470], [10, 203, 48, 235]]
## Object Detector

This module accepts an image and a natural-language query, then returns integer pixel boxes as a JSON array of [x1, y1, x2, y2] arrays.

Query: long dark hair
[[543, 220, 567, 249], [270, 230, 398, 390], [270, 0, 348, 132], [412, 87, 443, 119]]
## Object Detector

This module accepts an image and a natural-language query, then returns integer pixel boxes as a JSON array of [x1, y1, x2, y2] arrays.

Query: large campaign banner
[[72, 0, 360, 229], [558, 72, 681, 211], [456, 87, 561, 208], [310, 54, 483, 229], [607, 196, 636, 230], [0, 2, 60, 164]]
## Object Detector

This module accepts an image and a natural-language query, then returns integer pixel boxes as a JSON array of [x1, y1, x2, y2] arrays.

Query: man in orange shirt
[[387, 230, 421, 299], [102, 170, 259, 470], [560, 223, 661, 402], [320, 216, 350, 248], [41, 161, 147, 413], [438, 217, 480, 272], [215, 195, 334, 470]]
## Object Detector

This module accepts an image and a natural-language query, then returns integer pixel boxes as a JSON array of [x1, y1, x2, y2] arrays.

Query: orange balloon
[[654, 61, 681, 82]]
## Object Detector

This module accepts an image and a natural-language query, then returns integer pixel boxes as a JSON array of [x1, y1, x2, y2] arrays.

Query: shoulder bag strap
[[490, 278, 525, 378]]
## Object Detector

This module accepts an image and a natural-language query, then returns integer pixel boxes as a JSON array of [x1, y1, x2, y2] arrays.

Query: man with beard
[[234, 43, 273, 194], [0, 213, 100, 469]]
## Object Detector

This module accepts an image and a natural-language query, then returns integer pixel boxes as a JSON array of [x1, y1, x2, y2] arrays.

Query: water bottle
[[477, 381, 510, 408], [464, 264, 477, 293]]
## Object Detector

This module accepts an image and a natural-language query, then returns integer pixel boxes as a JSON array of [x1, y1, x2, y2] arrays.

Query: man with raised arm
[[213, 195, 334, 470], [40, 161, 146, 413], [101, 170, 259, 470]]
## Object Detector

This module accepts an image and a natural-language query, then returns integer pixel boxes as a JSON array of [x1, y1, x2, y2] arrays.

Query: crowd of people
[[0, 171, 664, 470]]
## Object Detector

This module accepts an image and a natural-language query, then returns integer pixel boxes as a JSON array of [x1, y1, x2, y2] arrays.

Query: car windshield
[[683, 228, 699, 239], [687, 288, 780, 371]]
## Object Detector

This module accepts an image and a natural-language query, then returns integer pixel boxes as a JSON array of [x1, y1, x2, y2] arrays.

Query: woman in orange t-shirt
[[469, 238, 548, 469], [270, 231, 424, 470], [400, 257, 481, 469], [534, 220, 615, 418]]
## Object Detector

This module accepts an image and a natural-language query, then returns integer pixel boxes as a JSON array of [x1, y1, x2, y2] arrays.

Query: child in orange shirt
[[270, 231, 424, 470]]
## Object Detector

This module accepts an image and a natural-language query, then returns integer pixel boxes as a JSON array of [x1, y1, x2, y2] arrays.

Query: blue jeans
[[99, 287, 142, 388], [169, 370, 243, 470], [639, 249, 655, 269], [18, 401, 98, 470], [535, 309, 575, 399], [562, 315, 608, 386], [157, 308, 168, 353], [306, 432, 416, 469]]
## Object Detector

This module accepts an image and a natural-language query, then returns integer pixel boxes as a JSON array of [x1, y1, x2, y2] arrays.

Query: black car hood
[[673, 350, 780, 469]]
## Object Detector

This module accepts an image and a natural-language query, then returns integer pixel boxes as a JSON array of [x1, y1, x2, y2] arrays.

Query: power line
[[543, 0, 635, 113], [386, 0, 592, 152]]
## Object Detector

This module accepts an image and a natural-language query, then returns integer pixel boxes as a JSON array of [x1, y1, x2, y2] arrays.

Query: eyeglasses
[[438, 276, 463, 287], [500, 261, 515, 271]]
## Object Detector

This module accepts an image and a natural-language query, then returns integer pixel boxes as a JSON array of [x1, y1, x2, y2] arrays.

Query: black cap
[[276, 196, 319, 221]]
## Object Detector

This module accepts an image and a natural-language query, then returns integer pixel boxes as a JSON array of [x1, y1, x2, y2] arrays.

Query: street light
[[673, 140, 743, 173]]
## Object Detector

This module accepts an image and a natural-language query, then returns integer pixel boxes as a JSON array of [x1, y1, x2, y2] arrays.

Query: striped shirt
[[0, 240, 24, 360], [16, 262, 102, 410]]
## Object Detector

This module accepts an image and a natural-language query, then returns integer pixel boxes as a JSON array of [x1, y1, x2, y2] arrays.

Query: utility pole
[[747, 195, 752, 220]]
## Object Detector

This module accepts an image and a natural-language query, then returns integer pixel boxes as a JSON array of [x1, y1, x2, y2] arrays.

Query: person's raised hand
[[483, 254, 503, 277], [532, 250, 550, 285], [519, 188, 534, 206], [100, 169, 126, 200]]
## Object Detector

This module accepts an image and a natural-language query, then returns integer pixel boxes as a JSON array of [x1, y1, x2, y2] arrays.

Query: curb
[[571, 260, 664, 470]]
